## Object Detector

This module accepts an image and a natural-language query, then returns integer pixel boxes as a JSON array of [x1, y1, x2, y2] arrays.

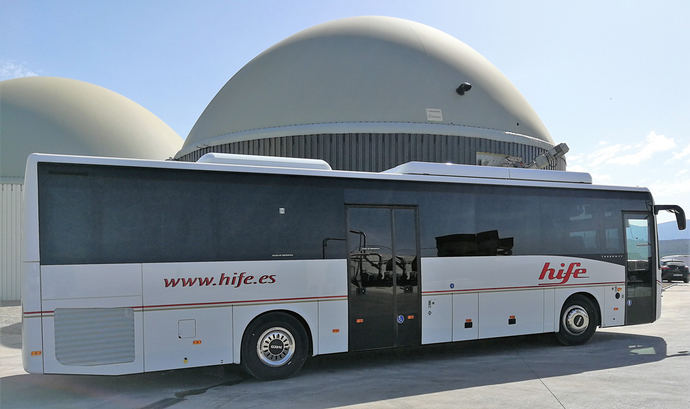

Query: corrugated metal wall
[[177, 133, 560, 171], [1, 183, 23, 302]]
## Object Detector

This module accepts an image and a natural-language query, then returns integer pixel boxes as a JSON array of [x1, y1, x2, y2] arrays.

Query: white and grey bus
[[21, 153, 685, 379]]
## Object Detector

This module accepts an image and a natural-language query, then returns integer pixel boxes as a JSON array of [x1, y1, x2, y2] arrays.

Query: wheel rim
[[256, 327, 295, 367], [562, 305, 590, 336]]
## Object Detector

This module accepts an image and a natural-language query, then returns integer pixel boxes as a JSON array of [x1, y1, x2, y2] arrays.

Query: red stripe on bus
[[536, 281, 623, 287], [23, 295, 348, 315], [140, 294, 348, 310], [422, 281, 624, 294], [23, 311, 52, 315]]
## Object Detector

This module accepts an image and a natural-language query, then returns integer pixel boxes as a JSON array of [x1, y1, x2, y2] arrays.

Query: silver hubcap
[[563, 305, 589, 335], [257, 327, 295, 367]]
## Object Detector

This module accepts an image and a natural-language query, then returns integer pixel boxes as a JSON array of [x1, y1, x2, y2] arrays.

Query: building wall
[[176, 133, 561, 171], [1, 183, 22, 302]]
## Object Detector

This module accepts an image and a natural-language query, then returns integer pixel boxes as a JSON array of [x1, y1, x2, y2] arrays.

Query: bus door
[[623, 213, 656, 324], [346, 206, 420, 350]]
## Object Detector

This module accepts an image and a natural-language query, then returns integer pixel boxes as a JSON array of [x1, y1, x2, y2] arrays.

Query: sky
[[1, 0, 689, 223]]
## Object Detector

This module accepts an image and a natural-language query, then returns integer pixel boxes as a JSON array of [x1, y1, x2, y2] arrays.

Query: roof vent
[[197, 153, 332, 170], [383, 161, 592, 184]]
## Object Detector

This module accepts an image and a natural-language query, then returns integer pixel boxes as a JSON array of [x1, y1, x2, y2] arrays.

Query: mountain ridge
[[657, 219, 690, 241]]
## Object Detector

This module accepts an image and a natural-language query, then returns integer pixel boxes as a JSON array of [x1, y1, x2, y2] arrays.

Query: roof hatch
[[197, 153, 332, 170], [383, 161, 592, 184]]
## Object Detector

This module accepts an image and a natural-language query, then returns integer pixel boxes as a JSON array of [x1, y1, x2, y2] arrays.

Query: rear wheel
[[556, 295, 598, 346], [241, 312, 309, 380], [684, 274, 689, 283]]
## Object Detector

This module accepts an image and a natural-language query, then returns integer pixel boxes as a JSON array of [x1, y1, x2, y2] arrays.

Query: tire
[[684, 274, 689, 284], [241, 312, 309, 380], [556, 295, 598, 346]]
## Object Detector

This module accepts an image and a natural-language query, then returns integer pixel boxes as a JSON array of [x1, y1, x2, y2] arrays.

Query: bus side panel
[[603, 285, 625, 327], [40, 264, 144, 375], [317, 299, 348, 355], [232, 302, 318, 364], [143, 307, 233, 372], [478, 290, 543, 338], [421, 294, 452, 344], [453, 293, 479, 341], [22, 262, 44, 373], [41, 308, 144, 375]]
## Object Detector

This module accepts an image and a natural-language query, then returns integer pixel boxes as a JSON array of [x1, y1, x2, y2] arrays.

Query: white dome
[[177, 16, 552, 158], [0, 76, 182, 182]]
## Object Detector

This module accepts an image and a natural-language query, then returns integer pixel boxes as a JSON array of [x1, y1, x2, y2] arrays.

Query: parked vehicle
[[661, 259, 689, 283], [661, 255, 690, 267]]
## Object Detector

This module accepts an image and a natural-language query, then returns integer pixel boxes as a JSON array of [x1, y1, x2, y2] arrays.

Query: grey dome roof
[[177, 16, 552, 159], [0, 76, 182, 182]]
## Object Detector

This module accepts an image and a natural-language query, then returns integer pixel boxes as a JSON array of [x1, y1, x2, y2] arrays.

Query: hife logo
[[538, 262, 588, 285]]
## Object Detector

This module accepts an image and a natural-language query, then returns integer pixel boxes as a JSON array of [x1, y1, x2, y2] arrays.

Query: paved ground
[[1, 284, 689, 409]]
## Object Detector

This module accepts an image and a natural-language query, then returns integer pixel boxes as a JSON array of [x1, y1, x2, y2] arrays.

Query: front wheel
[[556, 295, 598, 346], [241, 312, 309, 380]]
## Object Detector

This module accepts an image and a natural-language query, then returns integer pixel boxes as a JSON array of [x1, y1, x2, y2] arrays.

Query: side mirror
[[654, 205, 686, 230]]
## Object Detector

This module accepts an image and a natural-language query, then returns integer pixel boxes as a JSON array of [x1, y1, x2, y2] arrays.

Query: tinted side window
[[38, 162, 650, 265], [38, 164, 345, 264], [539, 192, 630, 255], [417, 183, 648, 258], [417, 185, 540, 257]]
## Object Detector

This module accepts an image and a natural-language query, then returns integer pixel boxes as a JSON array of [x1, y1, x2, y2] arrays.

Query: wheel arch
[[241, 309, 314, 357], [560, 291, 602, 328], [233, 303, 318, 364]]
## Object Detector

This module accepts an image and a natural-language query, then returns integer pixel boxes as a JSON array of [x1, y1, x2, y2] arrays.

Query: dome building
[[175, 16, 563, 171], [0, 76, 183, 301]]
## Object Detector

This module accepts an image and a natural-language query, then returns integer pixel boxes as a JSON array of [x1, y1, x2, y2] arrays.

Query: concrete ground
[[1, 284, 689, 409]]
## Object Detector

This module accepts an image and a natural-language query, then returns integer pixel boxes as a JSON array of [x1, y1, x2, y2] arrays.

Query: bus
[[21, 152, 686, 380]]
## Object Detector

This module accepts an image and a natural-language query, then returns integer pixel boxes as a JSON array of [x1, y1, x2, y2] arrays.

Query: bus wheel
[[556, 295, 597, 346], [241, 312, 309, 380]]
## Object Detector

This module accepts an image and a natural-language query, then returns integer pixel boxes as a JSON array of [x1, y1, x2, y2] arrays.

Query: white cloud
[[672, 144, 690, 161], [606, 131, 676, 165], [648, 179, 690, 197], [0, 61, 38, 81], [570, 131, 676, 168], [587, 143, 629, 167]]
